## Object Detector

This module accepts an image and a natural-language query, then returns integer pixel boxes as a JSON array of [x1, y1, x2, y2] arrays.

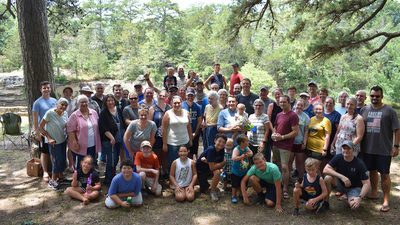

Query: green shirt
[[247, 162, 282, 184]]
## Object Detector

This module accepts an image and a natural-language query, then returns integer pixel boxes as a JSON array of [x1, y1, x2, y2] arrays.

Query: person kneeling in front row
[[105, 159, 143, 208], [319, 140, 370, 212]]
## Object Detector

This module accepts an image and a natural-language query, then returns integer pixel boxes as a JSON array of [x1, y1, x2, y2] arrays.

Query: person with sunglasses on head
[[359, 86, 400, 212]]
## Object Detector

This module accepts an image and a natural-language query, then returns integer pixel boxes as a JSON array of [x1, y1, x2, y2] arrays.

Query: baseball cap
[[186, 88, 196, 95], [140, 140, 152, 148], [232, 62, 239, 67], [259, 85, 269, 91], [308, 81, 318, 87], [194, 79, 203, 85], [299, 92, 310, 97], [341, 140, 355, 149]]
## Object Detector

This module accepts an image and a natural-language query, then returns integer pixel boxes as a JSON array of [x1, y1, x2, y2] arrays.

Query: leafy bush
[[239, 62, 277, 93]]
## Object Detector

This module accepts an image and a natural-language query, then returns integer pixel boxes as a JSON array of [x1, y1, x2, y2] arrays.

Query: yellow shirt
[[205, 104, 222, 123], [307, 116, 331, 153]]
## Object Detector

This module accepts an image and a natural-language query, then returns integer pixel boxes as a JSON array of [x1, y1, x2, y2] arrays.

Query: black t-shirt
[[328, 155, 368, 188], [236, 92, 259, 115], [78, 169, 100, 188], [196, 145, 225, 174]]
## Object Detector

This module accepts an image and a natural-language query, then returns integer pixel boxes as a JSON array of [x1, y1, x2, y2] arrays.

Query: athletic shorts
[[272, 146, 291, 165], [306, 149, 324, 161], [259, 179, 277, 203], [363, 153, 391, 174], [231, 173, 245, 189], [292, 144, 305, 154], [39, 141, 50, 154]]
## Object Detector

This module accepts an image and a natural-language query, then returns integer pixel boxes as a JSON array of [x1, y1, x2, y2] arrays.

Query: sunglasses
[[370, 95, 381, 98], [129, 97, 138, 100]]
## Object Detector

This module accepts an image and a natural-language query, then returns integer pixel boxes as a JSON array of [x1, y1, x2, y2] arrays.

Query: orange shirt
[[134, 152, 160, 178]]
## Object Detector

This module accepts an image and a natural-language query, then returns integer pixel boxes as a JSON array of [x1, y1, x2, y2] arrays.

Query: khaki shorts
[[272, 146, 291, 165], [145, 177, 162, 193]]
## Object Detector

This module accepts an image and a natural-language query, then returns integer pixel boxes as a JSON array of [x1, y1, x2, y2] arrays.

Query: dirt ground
[[1, 141, 400, 225]]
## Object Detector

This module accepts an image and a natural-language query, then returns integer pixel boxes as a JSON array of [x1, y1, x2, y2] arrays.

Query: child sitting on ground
[[65, 155, 101, 205], [292, 158, 328, 216], [230, 103, 250, 140], [231, 134, 253, 203], [169, 145, 198, 202], [221, 138, 234, 191], [134, 140, 162, 196]]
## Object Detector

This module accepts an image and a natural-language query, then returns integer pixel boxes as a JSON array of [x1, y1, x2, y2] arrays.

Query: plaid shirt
[[223, 149, 233, 175]]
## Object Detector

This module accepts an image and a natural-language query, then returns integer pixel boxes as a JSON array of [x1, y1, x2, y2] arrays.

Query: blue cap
[[232, 62, 239, 67], [341, 140, 355, 149], [186, 88, 196, 95]]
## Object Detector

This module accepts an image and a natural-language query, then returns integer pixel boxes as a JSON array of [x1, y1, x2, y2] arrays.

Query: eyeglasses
[[79, 101, 88, 104], [170, 90, 177, 93], [254, 105, 263, 107], [129, 97, 138, 100], [370, 95, 381, 98]]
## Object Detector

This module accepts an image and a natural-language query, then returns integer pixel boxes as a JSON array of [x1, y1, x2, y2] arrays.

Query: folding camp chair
[[1, 113, 30, 150]]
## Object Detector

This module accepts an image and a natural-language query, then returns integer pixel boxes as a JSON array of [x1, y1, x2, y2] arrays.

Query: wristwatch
[[357, 195, 364, 200], [394, 145, 399, 148]]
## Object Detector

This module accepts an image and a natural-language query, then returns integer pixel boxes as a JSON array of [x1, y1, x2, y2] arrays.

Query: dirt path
[[1, 146, 400, 224]]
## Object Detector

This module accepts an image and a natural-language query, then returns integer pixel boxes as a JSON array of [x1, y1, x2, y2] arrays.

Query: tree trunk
[[16, 0, 55, 139]]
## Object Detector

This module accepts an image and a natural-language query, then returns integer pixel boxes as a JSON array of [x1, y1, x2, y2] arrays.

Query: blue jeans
[[48, 141, 66, 175], [203, 127, 218, 150], [102, 141, 121, 182], [72, 146, 96, 171]]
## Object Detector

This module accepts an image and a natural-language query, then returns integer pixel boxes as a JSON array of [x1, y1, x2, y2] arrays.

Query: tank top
[[152, 103, 171, 137], [271, 102, 283, 125], [174, 158, 193, 188], [210, 74, 224, 89], [232, 146, 250, 177], [167, 109, 190, 145], [303, 173, 322, 198]]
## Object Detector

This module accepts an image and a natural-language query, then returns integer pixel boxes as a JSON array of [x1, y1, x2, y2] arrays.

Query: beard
[[178, 71, 184, 76]]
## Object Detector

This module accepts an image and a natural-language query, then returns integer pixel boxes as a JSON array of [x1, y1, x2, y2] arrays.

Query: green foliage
[[55, 74, 69, 84], [239, 62, 276, 93]]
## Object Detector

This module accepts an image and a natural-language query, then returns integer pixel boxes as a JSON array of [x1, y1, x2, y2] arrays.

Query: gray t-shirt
[[127, 120, 157, 152], [360, 104, 400, 156], [123, 106, 138, 122], [261, 97, 275, 115], [195, 92, 207, 106], [294, 112, 310, 145], [43, 109, 68, 144]]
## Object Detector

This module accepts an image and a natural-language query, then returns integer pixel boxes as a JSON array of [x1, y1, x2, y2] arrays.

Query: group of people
[[32, 63, 399, 214]]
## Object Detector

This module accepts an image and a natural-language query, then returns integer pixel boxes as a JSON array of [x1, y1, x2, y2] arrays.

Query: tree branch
[[1, 0, 15, 19], [348, 0, 385, 35]]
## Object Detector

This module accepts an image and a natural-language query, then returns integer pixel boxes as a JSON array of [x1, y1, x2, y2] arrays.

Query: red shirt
[[309, 94, 321, 105], [229, 72, 243, 95]]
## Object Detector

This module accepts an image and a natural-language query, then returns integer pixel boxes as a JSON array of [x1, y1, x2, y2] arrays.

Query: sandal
[[283, 191, 289, 199], [338, 194, 348, 201], [380, 205, 390, 212], [68, 167, 74, 173]]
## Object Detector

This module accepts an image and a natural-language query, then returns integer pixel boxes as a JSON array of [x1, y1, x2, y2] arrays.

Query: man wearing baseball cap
[[308, 81, 321, 105], [229, 62, 243, 95], [165, 85, 179, 105], [321, 140, 370, 212], [182, 88, 202, 159], [259, 85, 275, 115]]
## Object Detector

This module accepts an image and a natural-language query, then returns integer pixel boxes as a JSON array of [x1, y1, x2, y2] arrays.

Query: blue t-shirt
[[108, 172, 142, 196], [201, 97, 209, 114], [182, 101, 201, 133], [33, 97, 57, 122], [217, 108, 238, 145], [196, 145, 225, 174], [232, 146, 250, 177], [138, 99, 158, 107]]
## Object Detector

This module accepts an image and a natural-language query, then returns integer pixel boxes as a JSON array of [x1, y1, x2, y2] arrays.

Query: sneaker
[[210, 191, 218, 201], [59, 177, 72, 185], [231, 196, 238, 203], [292, 208, 299, 216], [252, 193, 265, 205], [98, 159, 106, 166], [318, 201, 329, 213], [48, 180, 59, 190]]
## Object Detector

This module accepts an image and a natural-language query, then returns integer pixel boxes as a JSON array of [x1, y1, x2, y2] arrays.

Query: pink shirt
[[309, 94, 321, 105], [67, 109, 101, 155]]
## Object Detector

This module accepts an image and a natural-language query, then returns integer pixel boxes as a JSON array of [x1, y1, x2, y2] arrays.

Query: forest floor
[[1, 118, 400, 224]]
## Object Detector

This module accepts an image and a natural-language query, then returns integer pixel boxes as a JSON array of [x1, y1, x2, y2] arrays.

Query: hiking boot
[[210, 191, 218, 201], [318, 201, 329, 213], [252, 193, 265, 205], [48, 180, 59, 191], [59, 177, 72, 185], [292, 208, 299, 216]]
